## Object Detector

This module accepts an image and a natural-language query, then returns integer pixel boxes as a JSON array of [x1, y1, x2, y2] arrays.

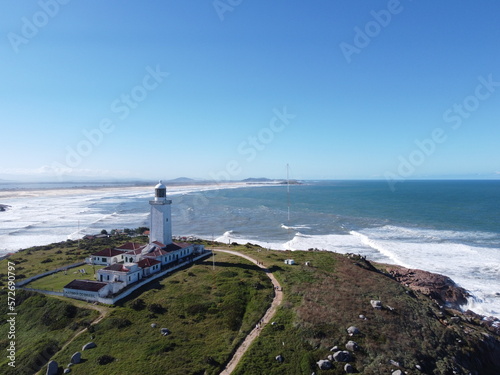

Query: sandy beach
[[0, 181, 252, 200]]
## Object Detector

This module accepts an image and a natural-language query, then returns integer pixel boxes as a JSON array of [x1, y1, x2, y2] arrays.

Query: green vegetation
[[0, 239, 499, 375], [0, 234, 147, 283], [48, 251, 273, 375], [27, 264, 105, 291], [0, 290, 99, 374], [231, 250, 500, 375]]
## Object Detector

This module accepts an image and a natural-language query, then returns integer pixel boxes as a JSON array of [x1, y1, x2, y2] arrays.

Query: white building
[[67, 181, 207, 302], [63, 280, 110, 301], [149, 181, 173, 246], [89, 248, 127, 265]]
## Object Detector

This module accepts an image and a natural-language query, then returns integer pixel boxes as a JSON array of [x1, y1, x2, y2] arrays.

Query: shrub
[[97, 355, 115, 365], [130, 298, 146, 311], [148, 303, 166, 314], [64, 304, 77, 318]]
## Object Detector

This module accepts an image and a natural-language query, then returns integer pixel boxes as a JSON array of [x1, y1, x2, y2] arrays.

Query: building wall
[[63, 284, 110, 300], [91, 255, 122, 266], [97, 269, 142, 285], [150, 201, 172, 245]]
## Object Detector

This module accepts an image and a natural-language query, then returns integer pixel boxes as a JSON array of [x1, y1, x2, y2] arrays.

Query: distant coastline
[[0, 180, 275, 199]]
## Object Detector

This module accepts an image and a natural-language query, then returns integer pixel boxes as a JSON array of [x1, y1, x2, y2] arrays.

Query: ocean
[[1, 180, 499, 318]]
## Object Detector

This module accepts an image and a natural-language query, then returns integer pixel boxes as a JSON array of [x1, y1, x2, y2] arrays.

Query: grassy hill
[[1, 239, 499, 374]]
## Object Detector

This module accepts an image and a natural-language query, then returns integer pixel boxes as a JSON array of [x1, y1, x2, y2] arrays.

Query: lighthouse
[[149, 181, 173, 245]]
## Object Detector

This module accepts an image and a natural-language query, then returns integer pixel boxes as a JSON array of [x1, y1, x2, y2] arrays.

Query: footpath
[[216, 249, 283, 375]]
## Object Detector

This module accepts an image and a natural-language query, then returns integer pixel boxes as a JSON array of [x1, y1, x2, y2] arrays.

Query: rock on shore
[[386, 265, 469, 309]]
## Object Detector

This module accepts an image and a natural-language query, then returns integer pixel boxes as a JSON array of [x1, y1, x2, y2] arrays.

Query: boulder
[[330, 345, 339, 351], [160, 328, 170, 336], [347, 326, 360, 336], [151, 323, 157, 328], [70, 352, 81, 364], [317, 359, 333, 370], [344, 363, 355, 373], [82, 342, 96, 351], [345, 340, 359, 351], [333, 351, 352, 362], [370, 300, 382, 309], [386, 265, 469, 309], [392, 370, 403, 375], [64, 369, 71, 374], [327, 354, 333, 361], [359, 314, 367, 320], [46, 360, 58, 375], [275, 354, 284, 363]]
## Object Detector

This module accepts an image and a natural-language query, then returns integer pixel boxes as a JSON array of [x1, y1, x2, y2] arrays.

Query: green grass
[[48, 251, 273, 375], [0, 234, 147, 283], [1, 240, 499, 375], [27, 264, 105, 291], [0, 290, 99, 374]]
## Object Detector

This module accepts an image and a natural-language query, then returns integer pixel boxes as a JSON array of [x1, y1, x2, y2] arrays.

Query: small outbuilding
[[63, 280, 109, 301]]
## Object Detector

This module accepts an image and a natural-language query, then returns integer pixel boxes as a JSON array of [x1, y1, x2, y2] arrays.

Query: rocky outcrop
[[82, 342, 96, 351], [317, 359, 333, 370], [333, 350, 352, 362], [346, 326, 360, 336], [344, 363, 355, 373], [345, 340, 359, 352], [46, 360, 58, 375], [386, 266, 469, 309], [70, 352, 81, 364]]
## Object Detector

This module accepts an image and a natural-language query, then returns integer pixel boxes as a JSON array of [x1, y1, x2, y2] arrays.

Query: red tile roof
[[145, 248, 169, 257], [151, 241, 166, 247], [137, 258, 161, 268], [172, 242, 193, 249], [164, 243, 182, 251], [102, 263, 131, 272], [92, 248, 126, 257], [64, 279, 107, 292], [116, 242, 147, 251], [124, 248, 145, 255]]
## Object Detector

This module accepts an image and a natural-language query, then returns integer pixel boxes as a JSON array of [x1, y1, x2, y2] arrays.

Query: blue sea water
[[0, 180, 499, 318]]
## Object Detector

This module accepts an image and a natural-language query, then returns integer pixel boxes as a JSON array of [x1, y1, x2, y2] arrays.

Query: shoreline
[[0, 181, 262, 199]]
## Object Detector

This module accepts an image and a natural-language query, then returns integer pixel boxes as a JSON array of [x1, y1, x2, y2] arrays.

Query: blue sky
[[1, 0, 499, 182]]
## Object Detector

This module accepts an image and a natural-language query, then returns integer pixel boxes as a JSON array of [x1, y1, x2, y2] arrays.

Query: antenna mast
[[287, 163, 290, 222]]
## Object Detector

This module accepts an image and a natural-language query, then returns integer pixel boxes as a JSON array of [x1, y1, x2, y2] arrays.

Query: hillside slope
[[1, 240, 499, 374]]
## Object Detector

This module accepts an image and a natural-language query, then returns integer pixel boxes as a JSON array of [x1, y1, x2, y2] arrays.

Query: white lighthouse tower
[[149, 181, 173, 246]]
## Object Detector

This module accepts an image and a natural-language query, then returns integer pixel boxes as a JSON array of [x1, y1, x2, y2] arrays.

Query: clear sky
[[1, 0, 499, 182]]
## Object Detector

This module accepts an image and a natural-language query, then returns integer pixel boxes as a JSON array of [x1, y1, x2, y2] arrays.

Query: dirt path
[[36, 302, 110, 375], [216, 249, 283, 375]]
